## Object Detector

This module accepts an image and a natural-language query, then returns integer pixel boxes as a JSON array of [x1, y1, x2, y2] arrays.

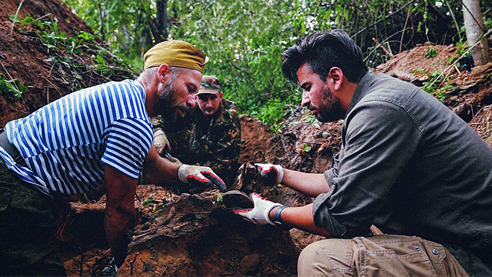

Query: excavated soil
[[1, 0, 492, 276]]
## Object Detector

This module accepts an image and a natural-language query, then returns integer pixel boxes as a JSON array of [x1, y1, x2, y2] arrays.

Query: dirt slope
[[0, 0, 135, 126], [1, 0, 492, 276]]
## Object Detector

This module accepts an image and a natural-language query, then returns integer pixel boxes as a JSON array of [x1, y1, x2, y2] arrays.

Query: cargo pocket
[[359, 249, 408, 276], [358, 248, 438, 277], [354, 235, 441, 277]]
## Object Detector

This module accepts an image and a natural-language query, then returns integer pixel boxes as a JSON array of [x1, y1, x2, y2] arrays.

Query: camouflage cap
[[197, 76, 221, 95], [144, 40, 205, 72]]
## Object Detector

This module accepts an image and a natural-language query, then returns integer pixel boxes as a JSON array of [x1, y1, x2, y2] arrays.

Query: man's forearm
[[104, 165, 138, 267], [144, 155, 182, 186], [282, 169, 331, 197]]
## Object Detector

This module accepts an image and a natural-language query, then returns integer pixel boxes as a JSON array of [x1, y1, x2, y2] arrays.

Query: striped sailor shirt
[[0, 79, 152, 196]]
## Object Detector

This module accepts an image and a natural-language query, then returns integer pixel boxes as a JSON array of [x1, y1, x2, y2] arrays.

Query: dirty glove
[[178, 164, 227, 193], [233, 193, 281, 225], [153, 128, 170, 155], [102, 258, 118, 276], [256, 163, 284, 186]]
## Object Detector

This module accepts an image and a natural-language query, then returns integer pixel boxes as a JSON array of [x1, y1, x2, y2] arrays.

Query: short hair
[[282, 29, 368, 85], [140, 66, 182, 79]]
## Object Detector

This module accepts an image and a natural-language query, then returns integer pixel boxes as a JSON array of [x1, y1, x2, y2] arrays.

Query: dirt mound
[[57, 111, 337, 276], [376, 44, 458, 82], [127, 189, 298, 276], [376, 44, 492, 122], [0, 0, 135, 126]]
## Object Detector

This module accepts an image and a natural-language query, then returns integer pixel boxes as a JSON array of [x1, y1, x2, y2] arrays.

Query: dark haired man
[[234, 29, 492, 276], [0, 40, 226, 276]]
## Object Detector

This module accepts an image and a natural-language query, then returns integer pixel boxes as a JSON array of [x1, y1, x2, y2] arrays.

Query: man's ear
[[218, 92, 224, 100], [157, 63, 171, 83], [328, 67, 344, 90]]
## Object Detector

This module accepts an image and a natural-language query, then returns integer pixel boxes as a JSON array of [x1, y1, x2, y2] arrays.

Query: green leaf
[[78, 31, 94, 41], [302, 144, 312, 153], [216, 192, 223, 204], [95, 54, 106, 66], [153, 203, 164, 214], [0, 74, 27, 101], [142, 197, 154, 207]]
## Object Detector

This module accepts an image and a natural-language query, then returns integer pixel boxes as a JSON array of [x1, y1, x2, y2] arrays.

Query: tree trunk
[[462, 0, 490, 65], [153, 0, 169, 43]]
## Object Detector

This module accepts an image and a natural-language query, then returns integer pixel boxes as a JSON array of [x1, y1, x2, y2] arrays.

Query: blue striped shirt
[[1, 79, 152, 195]]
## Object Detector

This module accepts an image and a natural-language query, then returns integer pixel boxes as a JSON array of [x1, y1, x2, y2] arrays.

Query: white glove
[[256, 163, 284, 186], [153, 128, 170, 155], [178, 164, 227, 193], [233, 193, 281, 225]]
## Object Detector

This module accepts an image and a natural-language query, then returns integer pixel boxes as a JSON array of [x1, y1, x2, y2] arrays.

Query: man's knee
[[298, 235, 470, 277], [298, 239, 355, 277]]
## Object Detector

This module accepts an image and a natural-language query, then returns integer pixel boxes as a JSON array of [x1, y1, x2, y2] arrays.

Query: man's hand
[[178, 164, 227, 193], [153, 128, 170, 155], [256, 163, 284, 186], [233, 193, 281, 225]]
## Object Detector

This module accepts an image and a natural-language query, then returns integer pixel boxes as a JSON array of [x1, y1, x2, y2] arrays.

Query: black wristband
[[273, 205, 291, 230]]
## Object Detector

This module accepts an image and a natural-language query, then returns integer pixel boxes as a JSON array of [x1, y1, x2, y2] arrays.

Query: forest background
[[59, 0, 492, 129]]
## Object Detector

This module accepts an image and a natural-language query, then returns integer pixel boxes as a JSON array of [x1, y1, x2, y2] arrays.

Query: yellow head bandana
[[143, 40, 206, 72]]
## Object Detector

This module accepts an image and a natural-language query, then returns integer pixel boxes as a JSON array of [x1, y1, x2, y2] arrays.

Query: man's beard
[[316, 85, 346, 122], [153, 79, 186, 121]]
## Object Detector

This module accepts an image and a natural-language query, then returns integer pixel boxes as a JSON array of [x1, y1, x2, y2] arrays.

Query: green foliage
[[301, 144, 312, 153], [9, 13, 134, 92], [422, 71, 455, 101], [425, 46, 437, 59], [153, 203, 164, 214], [166, 0, 303, 127], [59, 0, 492, 127], [484, 16, 492, 30], [9, 0, 25, 34], [215, 192, 223, 205], [447, 41, 470, 65], [142, 197, 154, 207], [322, 132, 331, 139], [9, 14, 35, 25], [422, 71, 441, 93], [62, 0, 155, 71], [0, 74, 28, 101], [301, 112, 320, 128]]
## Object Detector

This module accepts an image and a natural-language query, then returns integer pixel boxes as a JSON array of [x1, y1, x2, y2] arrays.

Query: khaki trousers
[[298, 235, 468, 277]]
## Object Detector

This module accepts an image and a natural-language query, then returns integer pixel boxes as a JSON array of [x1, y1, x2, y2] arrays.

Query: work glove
[[233, 193, 281, 225], [101, 258, 118, 276], [178, 164, 227, 193], [256, 163, 284, 186], [153, 128, 170, 155]]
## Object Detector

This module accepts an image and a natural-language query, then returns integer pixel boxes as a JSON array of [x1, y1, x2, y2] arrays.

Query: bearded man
[[233, 30, 492, 276], [0, 40, 226, 276]]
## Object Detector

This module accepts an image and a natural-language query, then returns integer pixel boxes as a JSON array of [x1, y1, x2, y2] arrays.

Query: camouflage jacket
[[152, 99, 241, 185]]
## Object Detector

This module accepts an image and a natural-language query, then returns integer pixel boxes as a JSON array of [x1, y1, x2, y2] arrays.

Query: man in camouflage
[[153, 76, 241, 187]]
